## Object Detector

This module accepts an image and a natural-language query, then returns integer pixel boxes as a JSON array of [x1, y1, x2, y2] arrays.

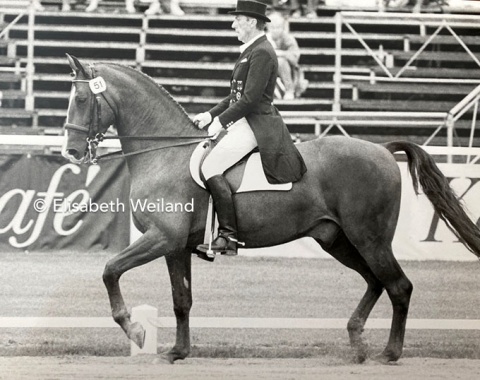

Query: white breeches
[[202, 117, 258, 180]]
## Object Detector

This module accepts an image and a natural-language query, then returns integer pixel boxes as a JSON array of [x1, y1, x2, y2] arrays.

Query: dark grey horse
[[62, 55, 480, 364]]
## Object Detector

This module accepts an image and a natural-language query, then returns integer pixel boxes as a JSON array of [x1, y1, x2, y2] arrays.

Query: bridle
[[64, 64, 210, 164], [64, 66, 111, 163]]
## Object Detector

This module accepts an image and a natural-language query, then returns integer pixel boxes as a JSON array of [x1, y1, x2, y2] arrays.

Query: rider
[[194, 0, 307, 256]]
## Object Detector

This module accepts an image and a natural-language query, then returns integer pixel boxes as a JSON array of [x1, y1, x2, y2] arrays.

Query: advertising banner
[[0, 154, 130, 251], [393, 162, 480, 261]]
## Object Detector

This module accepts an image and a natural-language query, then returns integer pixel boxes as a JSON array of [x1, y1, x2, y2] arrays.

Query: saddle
[[189, 140, 292, 193], [190, 140, 292, 262]]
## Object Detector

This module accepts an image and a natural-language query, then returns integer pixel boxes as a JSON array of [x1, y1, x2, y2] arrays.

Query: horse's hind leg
[[103, 230, 167, 349], [317, 231, 384, 363], [348, 238, 413, 363], [363, 245, 413, 363], [162, 250, 193, 363]]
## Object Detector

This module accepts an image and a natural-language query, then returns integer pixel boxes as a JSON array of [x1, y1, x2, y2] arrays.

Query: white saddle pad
[[189, 141, 292, 193]]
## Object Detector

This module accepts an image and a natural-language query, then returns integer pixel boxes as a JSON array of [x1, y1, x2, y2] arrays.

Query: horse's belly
[[234, 184, 325, 248]]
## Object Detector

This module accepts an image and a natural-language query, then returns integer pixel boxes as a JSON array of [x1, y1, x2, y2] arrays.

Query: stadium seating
[[0, 2, 479, 145]]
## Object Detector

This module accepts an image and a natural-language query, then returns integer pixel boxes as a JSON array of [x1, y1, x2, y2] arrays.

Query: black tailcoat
[[209, 35, 307, 184]]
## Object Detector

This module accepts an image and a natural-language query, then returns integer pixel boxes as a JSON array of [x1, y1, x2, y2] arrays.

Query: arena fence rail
[[3, 305, 480, 356]]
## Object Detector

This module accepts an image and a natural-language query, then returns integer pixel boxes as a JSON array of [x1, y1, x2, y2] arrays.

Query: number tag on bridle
[[89, 77, 107, 94]]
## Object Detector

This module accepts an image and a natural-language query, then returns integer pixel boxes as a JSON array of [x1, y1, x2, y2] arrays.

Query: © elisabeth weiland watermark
[[33, 197, 195, 214]]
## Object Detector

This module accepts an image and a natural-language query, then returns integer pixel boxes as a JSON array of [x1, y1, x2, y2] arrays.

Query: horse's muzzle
[[63, 148, 85, 164]]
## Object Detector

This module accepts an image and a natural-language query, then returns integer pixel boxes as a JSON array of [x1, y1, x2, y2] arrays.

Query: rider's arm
[[208, 96, 231, 122]]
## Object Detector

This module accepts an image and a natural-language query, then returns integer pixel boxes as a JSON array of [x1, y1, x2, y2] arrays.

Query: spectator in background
[[413, 0, 423, 12], [60, 0, 136, 12], [62, 0, 185, 15], [385, 0, 445, 12], [385, 0, 413, 10], [271, 0, 319, 18], [290, 0, 319, 18], [266, 11, 308, 99], [144, 0, 185, 15]]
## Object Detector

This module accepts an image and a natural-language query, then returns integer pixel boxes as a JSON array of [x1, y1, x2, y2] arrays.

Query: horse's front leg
[[102, 230, 167, 349], [162, 249, 193, 363]]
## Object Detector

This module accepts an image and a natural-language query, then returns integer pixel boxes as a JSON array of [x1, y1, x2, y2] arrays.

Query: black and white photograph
[[1, 0, 480, 378]]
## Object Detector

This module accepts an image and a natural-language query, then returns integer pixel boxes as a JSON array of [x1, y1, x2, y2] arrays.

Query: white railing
[[0, 6, 28, 75], [3, 304, 480, 356], [0, 10, 27, 40], [1, 7, 478, 142], [0, 3, 34, 109], [25, 1, 35, 111], [447, 84, 480, 163], [333, 11, 480, 148]]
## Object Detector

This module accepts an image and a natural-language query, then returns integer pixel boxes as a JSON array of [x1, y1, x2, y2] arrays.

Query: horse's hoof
[[130, 322, 146, 349], [159, 353, 175, 364], [161, 347, 189, 363], [353, 351, 368, 364], [373, 352, 399, 365]]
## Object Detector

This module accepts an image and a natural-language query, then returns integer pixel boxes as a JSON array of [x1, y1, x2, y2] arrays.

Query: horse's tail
[[384, 141, 480, 258]]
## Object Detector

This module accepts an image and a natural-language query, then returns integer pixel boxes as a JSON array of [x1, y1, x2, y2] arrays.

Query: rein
[[93, 134, 210, 162], [65, 65, 211, 164]]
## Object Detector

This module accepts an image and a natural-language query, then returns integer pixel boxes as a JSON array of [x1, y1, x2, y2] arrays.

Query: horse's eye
[[77, 96, 87, 103], [70, 72, 75, 78]]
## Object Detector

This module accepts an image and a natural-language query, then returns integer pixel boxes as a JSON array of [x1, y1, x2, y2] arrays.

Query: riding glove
[[193, 112, 212, 129]]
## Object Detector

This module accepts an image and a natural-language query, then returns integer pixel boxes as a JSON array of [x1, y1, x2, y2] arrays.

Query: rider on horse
[[194, 0, 307, 256]]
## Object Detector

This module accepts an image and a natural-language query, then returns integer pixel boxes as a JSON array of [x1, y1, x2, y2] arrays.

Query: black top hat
[[229, 0, 271, 23]]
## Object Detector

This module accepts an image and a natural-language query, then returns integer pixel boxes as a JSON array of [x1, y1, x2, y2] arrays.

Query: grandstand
[[0, 0, 479, 146]]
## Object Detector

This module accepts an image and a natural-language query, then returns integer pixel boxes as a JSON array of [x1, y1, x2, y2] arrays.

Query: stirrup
[[217, 235, 245, 256], [196, 235, 243, 257]]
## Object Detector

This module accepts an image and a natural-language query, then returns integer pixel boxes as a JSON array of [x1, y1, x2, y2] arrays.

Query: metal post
[[467, 100, 478, 164], [333, 12, 342, 113], [25, 2, 35, 112], [136, 15, 148, 70], [446, 114, 454, 164], [403, 36, 410, 52]]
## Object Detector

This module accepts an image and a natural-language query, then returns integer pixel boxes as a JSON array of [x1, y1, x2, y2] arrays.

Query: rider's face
[[232, 15, 255, 44]]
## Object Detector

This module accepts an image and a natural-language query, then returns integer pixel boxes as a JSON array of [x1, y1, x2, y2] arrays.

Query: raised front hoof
[[373, 351, 401, 365], [129, 322, 146, 349]]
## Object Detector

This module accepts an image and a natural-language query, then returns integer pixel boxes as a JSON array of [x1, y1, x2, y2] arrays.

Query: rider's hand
[[193, 112, 212, 129], [207, 117, 224, 138]]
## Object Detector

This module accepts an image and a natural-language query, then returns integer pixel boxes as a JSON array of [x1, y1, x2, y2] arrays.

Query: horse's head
[[63, 54, 116, 164]]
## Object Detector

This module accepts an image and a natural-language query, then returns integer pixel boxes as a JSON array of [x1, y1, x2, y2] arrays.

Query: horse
[[62, 54, 480, 364]]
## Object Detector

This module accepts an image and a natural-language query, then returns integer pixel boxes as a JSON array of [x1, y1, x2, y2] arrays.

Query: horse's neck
[[114, 88, 199, 141], [107, 69, 204, 175]]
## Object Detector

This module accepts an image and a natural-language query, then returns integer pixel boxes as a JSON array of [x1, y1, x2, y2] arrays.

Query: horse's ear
[[66, 54, 88, 77]]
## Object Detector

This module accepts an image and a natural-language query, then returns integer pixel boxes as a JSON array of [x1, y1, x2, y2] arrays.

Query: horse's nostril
[[67, 149, 79, 159]]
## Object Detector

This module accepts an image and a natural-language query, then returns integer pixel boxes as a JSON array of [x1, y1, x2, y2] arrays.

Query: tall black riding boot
[[196, 174, 239, 256]]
